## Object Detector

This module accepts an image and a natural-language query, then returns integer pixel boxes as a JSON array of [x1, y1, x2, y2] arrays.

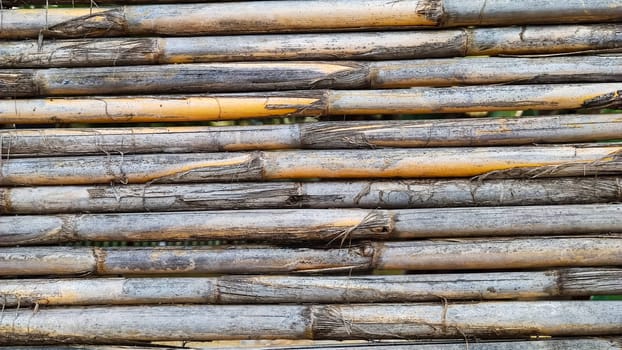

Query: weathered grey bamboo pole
[[1, 145, 620, 185], [3, 115, 622, 156], [4, 339, 622, 350], [3, 57, 622, 97], [2, 205, 622, 245], [2, 177, 621, 214], [2, 25, 622, 68], [1, 236, 620, 276], [2, 0, 622, 39], [2, 84, 620, 124], [1, 302, 621, 343], [0, 268, 619, 307]]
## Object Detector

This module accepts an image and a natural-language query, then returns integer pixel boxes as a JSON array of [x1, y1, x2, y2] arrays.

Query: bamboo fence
[[1, 236, 621, 276], [2, 58, 622, 97], [2, 0, 622, 39], [1, 268, 620, 307], [2, 83, 621, 124], [2, 177, 621, 214], [1, 145, 621, 185], [2, 204, 622, 245], [0, 302, 621, 343], [2, 115, 621, 155], [1, 24, 621, 68]]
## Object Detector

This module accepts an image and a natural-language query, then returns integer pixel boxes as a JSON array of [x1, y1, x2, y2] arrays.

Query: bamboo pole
[[3, 115, 622, 156], [2, 204, 622, 245], [1, 145, 620, 185], [3, 57, 622, 97], [2, 24, 622, 68], [1, 236, 620, 276], [2, 83, 622, 124], [2, 177, 621, 214], [1, 0, 622, 39], [0, 268, 619, 307], [3, 339, 622, 349], [1, 302, 621, 343]]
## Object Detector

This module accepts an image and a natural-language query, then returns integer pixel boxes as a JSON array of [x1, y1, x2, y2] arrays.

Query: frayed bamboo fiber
[[1, 0, 621, 39], [2, 177, 621, 214], [1, 145, 621, 185], [2, 204, 622, 245], [0, 302, 621, 344], [0, 268, 619, 307], [2, 115, 622, 156], [2, 84, 621, 124], [2, 57, 622, 97], [1, 24, 621, 68], [1, 236, 620, 276]]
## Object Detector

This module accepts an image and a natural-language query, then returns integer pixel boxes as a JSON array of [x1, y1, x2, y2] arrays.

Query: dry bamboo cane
[[3, 57, 622, 97], [3, 339, 622, 350], [1, 84, 621, 124], [2, 204, 622, 246], [1, 24, 622, 68], [1, 0, 622, 39], [1, 236, 620, 276], [0, 56, 622, 97], [0, 301, 621, 343], [2, 115, 622, 156], [2, 177, 621, 214], [0, 268, 619, 307], [1, 145, 620, 185]]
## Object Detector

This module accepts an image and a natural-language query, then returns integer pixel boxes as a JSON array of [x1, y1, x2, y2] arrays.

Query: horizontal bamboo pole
[[1, 145, 620, 185], [2, 177, 621, 214], [1, 301, 621, 343], [2, 24, 622, 68], [1, 236, 620, 276], [3, 114, 622, 156], [2, 83, 622, 124], [2, 0, 622, 39], [3, 57, 622, 97], [0, 268, 619, 307], [2, 204, 622, 245]]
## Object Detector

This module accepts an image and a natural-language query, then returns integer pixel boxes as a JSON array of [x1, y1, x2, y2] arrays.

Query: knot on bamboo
[[416, 0, 445, 25], [42, 9, 126, 38]]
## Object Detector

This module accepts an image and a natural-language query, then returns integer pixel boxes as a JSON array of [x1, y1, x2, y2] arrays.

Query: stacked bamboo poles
[[2, 0, 622, 347]]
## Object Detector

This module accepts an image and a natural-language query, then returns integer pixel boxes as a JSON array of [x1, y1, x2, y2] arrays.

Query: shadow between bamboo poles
[[2, 115, 622, 156], [1, 84, 621, 124], [1, 236, 621, 276], [3, 57, 622, 97], [1, 145, 621, 185], [2, 0, 622, 39], [1, 301, 622, 343], [1, 177, 621, 214], [2, 204, 622, 245], [0, 268, 620, 307], [1, 24, 622, 68]]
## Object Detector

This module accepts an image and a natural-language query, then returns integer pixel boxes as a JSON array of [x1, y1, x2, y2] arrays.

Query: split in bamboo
[[3, 57, 622, 97], [2, 115, 622, 156], [1, 236, 621, 276], [2, 204, 622, 246], [4, 339, 622, 350], [1, 24, 622, 68], [2, 0, 622, 39], [1, 301, 621, 343], [1, 145, 621, 185], [0, 268, 619, 307], [2, 177, 621, 214], [2, 84, 622, 124]]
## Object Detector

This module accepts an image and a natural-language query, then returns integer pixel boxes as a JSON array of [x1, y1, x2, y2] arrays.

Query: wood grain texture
[[0, 302, 621, 344], [2, 83, 620, 124], [0, 268, 619, 306], [1, 236, 620, 276], [1, 24, 621, 67], [1, 145, 620, 185]]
